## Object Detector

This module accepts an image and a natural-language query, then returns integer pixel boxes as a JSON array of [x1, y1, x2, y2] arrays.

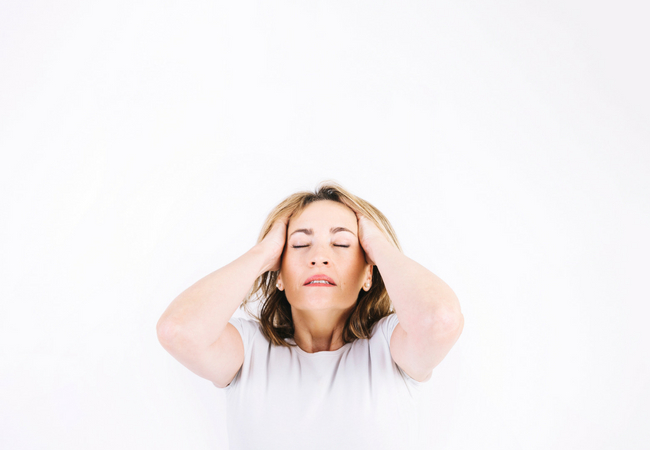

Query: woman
[[156, 181, 464, 450]]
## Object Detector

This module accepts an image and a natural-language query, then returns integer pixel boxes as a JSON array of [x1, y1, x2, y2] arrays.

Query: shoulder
[[228, 315, 260, 330], [228, 315, 263, 345], [372, 313, 400, 341]]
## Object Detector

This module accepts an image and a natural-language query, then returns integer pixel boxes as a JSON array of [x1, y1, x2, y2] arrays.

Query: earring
[[365, 281, 371, 290]]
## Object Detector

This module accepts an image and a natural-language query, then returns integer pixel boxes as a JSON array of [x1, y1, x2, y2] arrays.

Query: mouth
[[303, 274, 336, 286], [304, 281, 336, 287]]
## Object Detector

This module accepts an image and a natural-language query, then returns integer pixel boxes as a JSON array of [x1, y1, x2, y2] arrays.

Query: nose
[[311, 252, 328, 265], [310, 242, 329, 265]]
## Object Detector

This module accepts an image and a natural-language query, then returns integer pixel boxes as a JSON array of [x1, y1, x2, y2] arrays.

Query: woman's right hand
[[259, 214, 291, 272]]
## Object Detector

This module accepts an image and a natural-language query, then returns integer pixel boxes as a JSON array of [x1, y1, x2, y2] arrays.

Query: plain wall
[[1, 1, 648, 449]]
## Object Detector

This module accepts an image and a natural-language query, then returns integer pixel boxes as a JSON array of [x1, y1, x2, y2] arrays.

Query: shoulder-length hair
[[241, 180, 403, 348]]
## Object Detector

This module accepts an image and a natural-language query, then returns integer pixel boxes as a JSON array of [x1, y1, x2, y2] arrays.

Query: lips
[[303, 274, 336, 286]]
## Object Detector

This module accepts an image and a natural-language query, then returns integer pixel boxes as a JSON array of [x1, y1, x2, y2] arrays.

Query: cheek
[[280, 258, 299, 282], [340, 258, 366, 283], [351, 247, 367, 265]]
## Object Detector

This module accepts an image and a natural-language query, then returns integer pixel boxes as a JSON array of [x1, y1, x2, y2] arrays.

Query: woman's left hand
[[355, 212, 390, 266]]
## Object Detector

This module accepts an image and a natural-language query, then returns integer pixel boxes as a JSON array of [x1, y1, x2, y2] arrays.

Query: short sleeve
[[378, 313, 431, 389], [213, 315, 257, 391]]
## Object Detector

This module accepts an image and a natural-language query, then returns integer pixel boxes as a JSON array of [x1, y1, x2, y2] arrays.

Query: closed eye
[[291, 245, 350, 248]]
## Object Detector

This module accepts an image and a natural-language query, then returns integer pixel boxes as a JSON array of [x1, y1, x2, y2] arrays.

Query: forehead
[[288, 200, 356, 230]]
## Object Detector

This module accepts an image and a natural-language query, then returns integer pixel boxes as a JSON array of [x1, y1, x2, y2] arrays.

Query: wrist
[[249, 243, 278, 276], [366, 237, 399, 266]]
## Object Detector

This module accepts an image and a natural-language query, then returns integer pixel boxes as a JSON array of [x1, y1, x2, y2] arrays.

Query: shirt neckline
[[286, 337, 351, 357]]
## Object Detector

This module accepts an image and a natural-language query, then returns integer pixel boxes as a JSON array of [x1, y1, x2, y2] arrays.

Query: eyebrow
[[289, 227, 356, 237]]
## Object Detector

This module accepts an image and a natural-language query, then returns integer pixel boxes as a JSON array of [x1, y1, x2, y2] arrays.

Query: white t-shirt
[[215, 312, 431, 450]]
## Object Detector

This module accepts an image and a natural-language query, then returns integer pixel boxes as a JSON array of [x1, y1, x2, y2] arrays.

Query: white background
[[1, 1, 648, 449]]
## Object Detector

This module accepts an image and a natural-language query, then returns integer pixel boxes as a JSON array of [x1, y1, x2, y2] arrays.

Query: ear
[[276, 273, 284, 291], [365, 263, 374, 282]]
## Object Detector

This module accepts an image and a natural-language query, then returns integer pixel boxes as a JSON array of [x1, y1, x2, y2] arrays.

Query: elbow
[[443, 312, 464, 339], [157, 318, 181, 348], [157, 318, 198, 350], [451, 313, 464, 335], [428, 310, 464, 337]]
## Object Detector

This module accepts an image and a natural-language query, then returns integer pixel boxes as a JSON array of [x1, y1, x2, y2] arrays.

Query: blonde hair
[[241, 180, 403, 348]]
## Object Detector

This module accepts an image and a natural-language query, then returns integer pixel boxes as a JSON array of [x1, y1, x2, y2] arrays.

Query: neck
[[291, 307, 351, 353]]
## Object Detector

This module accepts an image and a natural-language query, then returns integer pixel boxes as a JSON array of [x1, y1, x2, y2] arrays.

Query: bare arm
[[156, 244, 272, 349], [156, 215, 289, 349]]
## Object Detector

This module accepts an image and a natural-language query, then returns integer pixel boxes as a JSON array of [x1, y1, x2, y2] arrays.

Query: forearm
[[371, 239, 462, 335], [156, 244, 272, 348]]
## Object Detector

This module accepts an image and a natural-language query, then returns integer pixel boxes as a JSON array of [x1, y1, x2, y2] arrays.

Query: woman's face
[[278, 200, 373, 313]]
